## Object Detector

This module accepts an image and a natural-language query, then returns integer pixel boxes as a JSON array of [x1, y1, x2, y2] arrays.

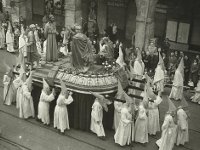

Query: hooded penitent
[[60, 80, 69, 96], [167, 96, 177, 113], [177, 57, 184, 78], [90, 91, 112, 112], [43, 78, 50, 90], [18, 65, 26, 82]]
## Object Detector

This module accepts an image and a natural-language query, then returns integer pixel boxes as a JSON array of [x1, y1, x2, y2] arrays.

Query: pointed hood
[[158, 52, 165, 71], [26, 71, 33, 91], [180, 96, 189, 108], [19, 65, 26, 81], [136, 50, 142, 61], [60, 80, 69, 95], [17, 50, 25, 68], [167, 97, 176, 113], [3, 61, 13, 77], [146, 83, 156, 100], [43, 78, 50, 90], [115, 80, 125, 99], [177, 57, 184, 76], [90, 91, 112, 112]]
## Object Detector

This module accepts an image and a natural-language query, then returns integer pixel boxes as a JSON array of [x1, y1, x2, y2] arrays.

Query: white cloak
[[54, 94, 73, 132], [148, 95, 162, 135], [19, 84, 35, 119], [113, 101, 123, 131], [90, 100, 105, 137], [38, 90, 54, 125], [114, 106, 134, 146], [156, 114, 177, 150], [135, 104, 148, 143], [176, 108, 189, 146]]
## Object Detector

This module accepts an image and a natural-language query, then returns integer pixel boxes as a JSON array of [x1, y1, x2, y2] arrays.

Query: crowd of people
[[2, 12, 200, 150]]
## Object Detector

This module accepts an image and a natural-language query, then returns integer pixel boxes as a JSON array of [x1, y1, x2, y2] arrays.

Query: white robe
[[135, 104, 148, 143], [113, 101, 123, 131], [13, 77, 24, 108], [6, 30, 15, 52], [191, 81, 200, 104], [154, 65, 165, 92], [90, 100, 105, 137], [38, 90, 54, 125], [169, 70, 183, 100], [156, 114, 177, 150], [19, 34, 27, 57], [176, 109, 189, 146], [114, 106, 134, 146], [3, 74, 15, 105], [116, 46, 126, 68], [148, 96, 162, 135], [19, 84, 35, 119], [54, 94, 73, 132]]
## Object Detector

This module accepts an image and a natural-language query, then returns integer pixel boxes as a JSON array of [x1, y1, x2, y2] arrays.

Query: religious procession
[[0, 0, 200, 150]]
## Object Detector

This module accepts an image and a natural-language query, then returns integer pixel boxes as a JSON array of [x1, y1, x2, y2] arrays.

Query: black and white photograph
[[0, 0, 200, 150]]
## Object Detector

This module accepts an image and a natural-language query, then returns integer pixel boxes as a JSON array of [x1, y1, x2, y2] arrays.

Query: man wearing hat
[[27, 24, 41, 68], [44, 14, 58, 62]]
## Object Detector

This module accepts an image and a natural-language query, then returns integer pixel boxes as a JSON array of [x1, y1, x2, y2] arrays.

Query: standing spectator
[[190, 59, 199, 87], [184, 55, 190, 86]]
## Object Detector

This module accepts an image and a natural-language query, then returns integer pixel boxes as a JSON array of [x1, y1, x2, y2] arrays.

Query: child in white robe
[[38, 78, 55, 125], [191, 80, 200, 104], [148, 93, 162, 135], [19, 72, 35, 119], [169, 58, 184, 100], [54, 80, 73, 133], [135, 102, 148, 144]]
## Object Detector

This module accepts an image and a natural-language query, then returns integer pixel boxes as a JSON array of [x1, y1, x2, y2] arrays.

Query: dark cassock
[[44, 15, 58, 62]]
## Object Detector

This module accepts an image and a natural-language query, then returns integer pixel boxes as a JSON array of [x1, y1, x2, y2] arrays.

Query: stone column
[[135, 0, 158, 51], [64, 0, 82, 28]]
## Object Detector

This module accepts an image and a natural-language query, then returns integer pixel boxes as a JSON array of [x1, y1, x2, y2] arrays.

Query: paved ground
[[0, 50, 200, 150]]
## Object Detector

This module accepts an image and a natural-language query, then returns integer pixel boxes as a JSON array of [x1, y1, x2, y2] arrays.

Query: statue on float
[[71, 25, 95, 72]]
